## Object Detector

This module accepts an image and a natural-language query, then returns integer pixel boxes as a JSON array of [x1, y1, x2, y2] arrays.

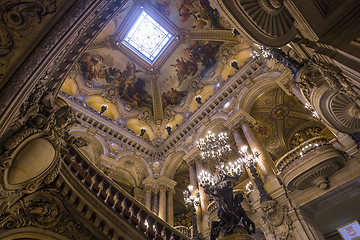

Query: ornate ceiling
[[250, 87, 324, 160], [60, 0, 250, 144]]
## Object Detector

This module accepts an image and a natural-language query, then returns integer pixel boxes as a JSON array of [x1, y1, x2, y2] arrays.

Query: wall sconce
[[230, 60, 240, 70], [195, 95, 202, 104], [140, 127, 147, 137], [166, 125, 172, 135], [100, 104, 108, 115]]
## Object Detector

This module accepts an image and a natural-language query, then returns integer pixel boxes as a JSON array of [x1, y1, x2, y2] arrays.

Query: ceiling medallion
[[270, 104, 290, 120]]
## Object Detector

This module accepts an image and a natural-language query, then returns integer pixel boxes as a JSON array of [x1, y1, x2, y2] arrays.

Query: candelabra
[[304, 103, 320, 119], [197, 131, 245, 187], [238, 146, 272, 203], [197, 131, 231, 162], [251, 43, 272, 59], [197, 132, 256, 238], [183, 185, 200, 240]]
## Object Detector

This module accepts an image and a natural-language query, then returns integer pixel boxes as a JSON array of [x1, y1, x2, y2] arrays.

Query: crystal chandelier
[[251, 43, 272, 59], [197, 131, 231, 162], [237, 146, 272, 203], [305, 103, 321, 119], [197, 131, 242, 187], [183, 185, 200, 207]]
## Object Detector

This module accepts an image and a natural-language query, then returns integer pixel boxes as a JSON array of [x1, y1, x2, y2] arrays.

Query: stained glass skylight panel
[[123, 11, 173, 64]]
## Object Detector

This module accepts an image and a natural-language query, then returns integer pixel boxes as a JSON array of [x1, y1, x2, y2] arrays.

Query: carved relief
[[0, 189, 99, 240], [0, 0, 57, 58], [0, 90, 77, 214], [261, 200, 294, 240]]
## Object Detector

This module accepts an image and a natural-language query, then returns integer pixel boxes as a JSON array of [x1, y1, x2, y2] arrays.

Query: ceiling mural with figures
[[77, 49, 153, 112], [60, 0, 246, 143]]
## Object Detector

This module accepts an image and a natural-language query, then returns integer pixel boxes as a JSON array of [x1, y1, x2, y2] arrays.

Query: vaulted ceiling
[[60, 0, 250, 145]]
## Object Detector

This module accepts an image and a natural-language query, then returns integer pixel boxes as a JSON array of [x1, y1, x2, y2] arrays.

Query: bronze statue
[[202, 176, 255, 240]]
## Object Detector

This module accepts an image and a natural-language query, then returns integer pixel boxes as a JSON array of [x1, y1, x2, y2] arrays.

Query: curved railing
[[275, 136, 329, 173], [207, 201, 217, 215], [63, 145, 190, 240], [174, 226, 192, 238]]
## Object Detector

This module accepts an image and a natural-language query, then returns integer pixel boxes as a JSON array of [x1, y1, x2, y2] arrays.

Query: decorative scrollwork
[[0, 0, 57, 57], [261, 200, 294, 240]]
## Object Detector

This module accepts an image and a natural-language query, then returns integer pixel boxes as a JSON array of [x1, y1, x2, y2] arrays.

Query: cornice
[[61, 58, 264, 164], [61, 95, 157, 156], [158, 58, 263, 156]]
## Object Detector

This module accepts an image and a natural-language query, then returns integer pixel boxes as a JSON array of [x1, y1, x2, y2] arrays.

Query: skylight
[[122, 11, 173, 64]]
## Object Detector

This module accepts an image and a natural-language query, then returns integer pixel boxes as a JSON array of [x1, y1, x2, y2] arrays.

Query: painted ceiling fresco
[[250, 88, 325, 160], [68, 0, 228, 113], [61, 0, 241, 143], [77, 49, 153, 111]]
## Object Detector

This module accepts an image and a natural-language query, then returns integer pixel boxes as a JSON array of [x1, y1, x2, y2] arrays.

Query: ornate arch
[[213, 0, 298, 47]]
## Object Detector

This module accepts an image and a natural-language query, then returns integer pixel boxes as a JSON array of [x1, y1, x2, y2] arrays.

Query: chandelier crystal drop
[[251, 43, 273, 59], [197, 131, 243, 188], [237, 145, 260, 168], [183, 187, 200, 207], [196, 131, 231, 162]]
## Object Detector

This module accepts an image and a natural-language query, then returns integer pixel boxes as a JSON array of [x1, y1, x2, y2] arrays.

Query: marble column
[[167, 189, 175, 225], [241, 122, 276, 181], [232, 128, 253, 180], [144, 187, 152, 210], [159, 186, 167, 221], [188, 161, 202, 222], [195, 158, 210, 218], [152, 189, 159, 215]]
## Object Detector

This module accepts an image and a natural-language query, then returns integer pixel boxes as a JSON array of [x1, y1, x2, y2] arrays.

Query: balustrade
[[207, 201, 217, 215], [275, 136, 345, 190], [275, 136, 329, 173], [174, 226, 192, 238], [63, 145, 189, 240]]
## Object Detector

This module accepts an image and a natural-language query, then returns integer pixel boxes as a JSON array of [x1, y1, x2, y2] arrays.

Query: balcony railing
[[174, 226, 192, 238], [207, 201, 217, 215], [275, 136, 329, 173], [275, 136, 345, 190], [63, 144, 190, 240]]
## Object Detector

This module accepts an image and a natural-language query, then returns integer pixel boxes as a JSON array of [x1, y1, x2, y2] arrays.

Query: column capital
[[157, 175, 177, 190], [142, 176, 156, 189], [183, 147, 200, 164], [145, 186, 153, 192], [167, 188, 175, 195], [225, 108, 257, 130]]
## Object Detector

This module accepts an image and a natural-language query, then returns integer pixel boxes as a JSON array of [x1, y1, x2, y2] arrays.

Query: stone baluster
[[241, 121, 277, 181]]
